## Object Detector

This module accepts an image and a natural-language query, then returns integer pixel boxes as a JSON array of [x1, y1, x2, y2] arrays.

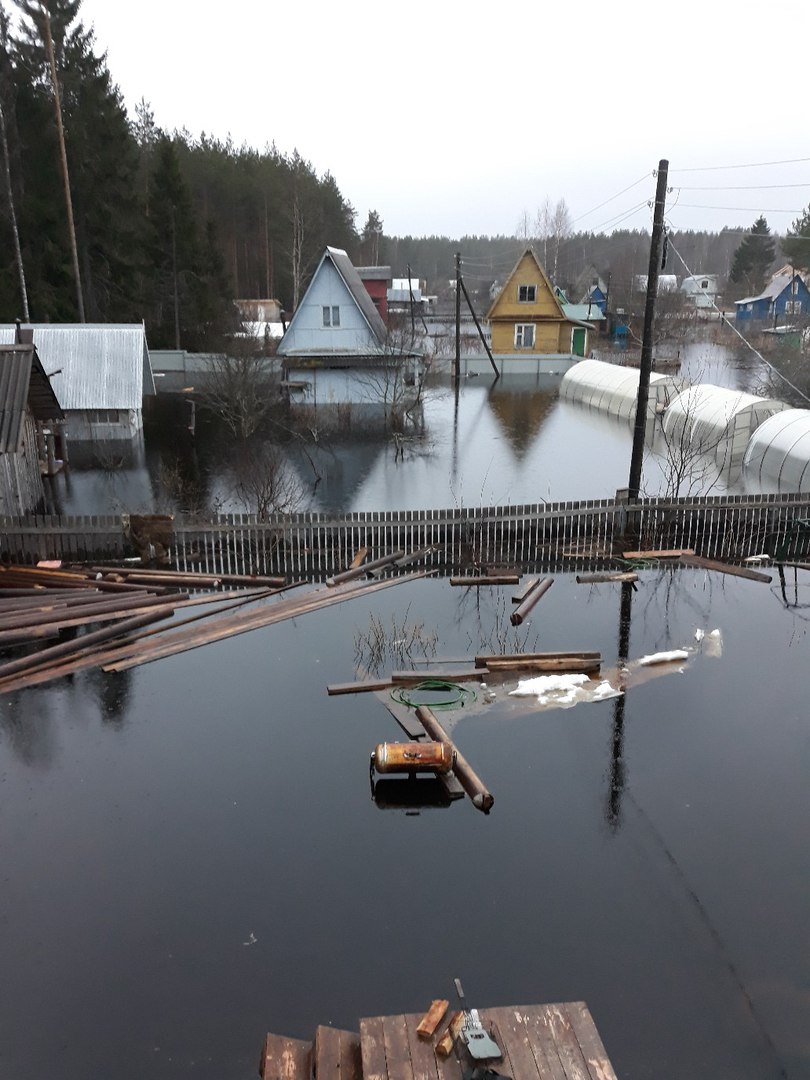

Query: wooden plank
[[390, 669, 483, 685], [565, 1002, 618, 1080], [359, 1016, 388, 1080], [449, 576, 520, 586], [402, 1013, 442, 1080], [314, 1026, 362, 1080], [259, 1033, 313, 1080], [538, 1005, 590, 1080], [522, 1007, 568, 1080], [327, 678, 394, 696], [512, 577, 539, 603], [475, 652, 600, 668], [623, 547, 694, 559], [349, 547, 369, 570], [338, 1028, 363, 1080], [484, 658, 601, 674], [575, 572, 638, 584], [680, 554, 772, 583], [482, 1008, 540, 1079], [382, 1014, 415, 1080], [102, 573, 428, 674]]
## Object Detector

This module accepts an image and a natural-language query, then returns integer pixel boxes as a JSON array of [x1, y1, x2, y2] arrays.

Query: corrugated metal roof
[[736, 273, 797, 306], [0, 343, 63, 453], [0, 324, 154, 410]]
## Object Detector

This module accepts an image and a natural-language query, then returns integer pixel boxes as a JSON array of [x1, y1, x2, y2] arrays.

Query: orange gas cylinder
[[371, 741, 455, 775]]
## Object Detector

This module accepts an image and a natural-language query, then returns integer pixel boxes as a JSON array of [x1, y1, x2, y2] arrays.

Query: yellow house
[[487, 249, 589, 357]]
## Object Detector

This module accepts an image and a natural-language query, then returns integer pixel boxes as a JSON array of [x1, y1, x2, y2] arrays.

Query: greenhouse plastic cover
[[560, 358, 682, 421], [662, 384, 789, 460], [742, 408, 810, 490]]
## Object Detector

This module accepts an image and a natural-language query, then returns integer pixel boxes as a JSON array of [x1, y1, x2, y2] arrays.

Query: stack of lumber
[[0, 562, 426, 694]]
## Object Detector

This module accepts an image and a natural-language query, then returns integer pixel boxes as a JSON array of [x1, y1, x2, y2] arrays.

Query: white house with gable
[[276, 247, 424, 412]]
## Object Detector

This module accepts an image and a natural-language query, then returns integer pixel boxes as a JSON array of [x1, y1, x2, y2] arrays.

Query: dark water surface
[[46, 339, 786, 518], [1, 569, 808, 1079]]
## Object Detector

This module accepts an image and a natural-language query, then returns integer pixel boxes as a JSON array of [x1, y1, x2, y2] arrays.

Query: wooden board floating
[[449, 575, 520, 586], [680, 553, 772, 583], [261, 1001, 618, 1080], [623, 548, 694, 559], [576, 571, 638, 584]]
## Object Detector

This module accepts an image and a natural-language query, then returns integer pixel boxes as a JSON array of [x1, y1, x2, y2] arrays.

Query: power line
[[676, 203, 804, 213], [671, 155, 810, 173], [570, 173, 652, 225], [666, 238, 810, 405], [674, 183, 810, 191]]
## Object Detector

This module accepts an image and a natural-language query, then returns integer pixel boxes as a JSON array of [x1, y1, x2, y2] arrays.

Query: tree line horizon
[[1, 0, 808, 351]]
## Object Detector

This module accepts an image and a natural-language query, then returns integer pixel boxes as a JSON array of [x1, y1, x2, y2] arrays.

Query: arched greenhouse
[[742, 409, 810, 490], [662, 385, 789, 461], [560, 358, 682, 421]]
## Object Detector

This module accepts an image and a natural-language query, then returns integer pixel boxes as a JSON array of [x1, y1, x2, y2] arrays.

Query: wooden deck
[[260, 1002, 617, 1080]]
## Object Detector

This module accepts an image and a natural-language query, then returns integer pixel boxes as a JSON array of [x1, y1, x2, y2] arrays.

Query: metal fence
[[3, 493, 810, 576]]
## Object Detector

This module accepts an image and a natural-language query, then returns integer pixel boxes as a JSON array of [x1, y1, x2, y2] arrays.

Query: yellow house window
[[517, 285, 537, 303], [515, 324, 535, 348]]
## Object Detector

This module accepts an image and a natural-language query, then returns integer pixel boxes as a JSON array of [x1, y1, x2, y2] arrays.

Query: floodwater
[[1, 566, 809, 1079], [44, 338, 793, 519]]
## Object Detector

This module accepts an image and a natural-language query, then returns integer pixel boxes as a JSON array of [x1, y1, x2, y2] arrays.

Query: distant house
[[0, 330, 64, 515], [634, 274, 678, 293], [734, 272, 810, 325], [574, 266, 609, 313], [681, 274, 720, 310], [486, 249, 592, 360], [276, 247, 423, 410], [355, 265, 391, 323], [0, 324, 154, 442], [235, 298, 283, 341]]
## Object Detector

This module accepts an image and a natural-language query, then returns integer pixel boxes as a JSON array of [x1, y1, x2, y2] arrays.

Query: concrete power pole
[[627, 160, 669, 498]]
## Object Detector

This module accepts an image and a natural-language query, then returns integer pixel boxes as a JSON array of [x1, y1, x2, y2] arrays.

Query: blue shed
[[735, 272, 810, 325]]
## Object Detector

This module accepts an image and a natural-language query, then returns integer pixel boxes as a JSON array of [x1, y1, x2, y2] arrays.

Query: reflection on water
[[0, 569, 807, 1079], [39, 339, 791, 517]]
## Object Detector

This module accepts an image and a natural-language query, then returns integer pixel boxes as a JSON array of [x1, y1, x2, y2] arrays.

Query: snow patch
[[637, 649, 690, 666], [509, 672, 622, 709]]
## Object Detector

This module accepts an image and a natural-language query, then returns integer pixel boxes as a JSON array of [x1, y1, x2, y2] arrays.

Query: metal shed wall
[[742, 409, 810, 490]]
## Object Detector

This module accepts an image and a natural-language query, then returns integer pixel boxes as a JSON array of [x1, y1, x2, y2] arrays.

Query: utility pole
[[43, 11, 84, 322], [0, 101, 29, 320], [407, 262, 415, 341], [454, 252, 461, 385], [627, 159, 668, 499]]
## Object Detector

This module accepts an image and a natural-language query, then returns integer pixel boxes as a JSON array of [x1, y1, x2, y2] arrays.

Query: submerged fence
[[3, 493, 810, 577]]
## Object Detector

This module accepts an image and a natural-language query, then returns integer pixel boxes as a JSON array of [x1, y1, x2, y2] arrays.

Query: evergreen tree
[[146, 137, 233, 349], [782, 204, 810, 271], [360, 209, 384, 266], [13, 0, 144, 320], [729, 215, 775, 296]]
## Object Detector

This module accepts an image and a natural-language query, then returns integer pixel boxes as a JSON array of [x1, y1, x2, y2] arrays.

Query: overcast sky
[[78, 0, 809, 240]]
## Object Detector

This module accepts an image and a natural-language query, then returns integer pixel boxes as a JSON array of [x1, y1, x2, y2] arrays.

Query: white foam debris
[[508, 672, 622, 709], [694, 627, 723, 658], [637, 649, 690, 666]]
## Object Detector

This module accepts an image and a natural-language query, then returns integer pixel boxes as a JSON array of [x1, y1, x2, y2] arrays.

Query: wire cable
[[671, 155, 810, 173], [665, 237, 810, 404], [570, 173, 652, 225]]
